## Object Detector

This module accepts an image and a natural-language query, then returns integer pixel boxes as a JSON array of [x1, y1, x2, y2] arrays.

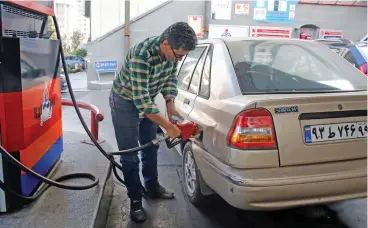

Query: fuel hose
[[0, 15, 165, 205]]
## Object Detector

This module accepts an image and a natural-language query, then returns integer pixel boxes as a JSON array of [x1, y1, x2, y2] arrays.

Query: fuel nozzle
[[165, 117, 200, 149]]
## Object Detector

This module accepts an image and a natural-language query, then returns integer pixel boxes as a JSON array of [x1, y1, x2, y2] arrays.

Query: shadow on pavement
[[193, 197, 349, 228], [174, 167, 350, 228]]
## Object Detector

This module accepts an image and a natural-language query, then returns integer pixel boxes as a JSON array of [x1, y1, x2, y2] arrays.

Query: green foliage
[[61, 35, 72, 55], [47, 16, 57, 39], [73, 48, 88, 58], [67, 67, 81, 73], [70, 30, 84, 52], [47, 17, 87, 68]]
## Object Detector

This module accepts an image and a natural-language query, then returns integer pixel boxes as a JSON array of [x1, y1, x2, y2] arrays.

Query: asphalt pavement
[[66, 71, 88, 92], [61, 89, 367, 228]]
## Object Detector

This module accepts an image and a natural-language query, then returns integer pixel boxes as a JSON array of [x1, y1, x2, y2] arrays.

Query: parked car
[[314, 38, 353, 54], [339, 42, 367, 75], [360, 34, 367, 42], [156, 37, 367, 211], [64, 55, 86, 70], [315, 39, 367, 75], [60, 73, 68, 93]]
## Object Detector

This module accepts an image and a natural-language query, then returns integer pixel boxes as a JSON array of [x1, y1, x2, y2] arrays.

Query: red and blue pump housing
[[0, 0, 62, 212]]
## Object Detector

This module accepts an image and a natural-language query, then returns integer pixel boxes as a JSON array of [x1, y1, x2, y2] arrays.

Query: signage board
[[253, 0, 297, 23], [211, 0, 232, 20], [208, 24, 249, 38], [250, 26, 292, 38], [94, 60, 118, 73], [188, 15, 204, 38], [235, 3, 250, 15], [319, 29, 343, 39]]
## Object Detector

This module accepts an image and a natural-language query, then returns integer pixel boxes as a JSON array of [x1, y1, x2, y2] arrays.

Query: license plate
[[304, 122, 367, 143]]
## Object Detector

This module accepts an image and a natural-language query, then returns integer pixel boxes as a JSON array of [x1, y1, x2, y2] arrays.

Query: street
[[65, 71, 88, 92], [61, 89, 367, 228]]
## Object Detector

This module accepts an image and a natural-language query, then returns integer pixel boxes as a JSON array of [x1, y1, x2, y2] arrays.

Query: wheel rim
[[184, 150, 197, 195]]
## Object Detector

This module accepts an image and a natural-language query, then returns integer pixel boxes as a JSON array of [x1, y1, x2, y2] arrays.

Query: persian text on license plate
[[304, 122, 367, 143]]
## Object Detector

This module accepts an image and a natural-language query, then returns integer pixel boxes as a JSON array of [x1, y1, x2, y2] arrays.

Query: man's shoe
[[145, 183, 174, 199], [130, 200, 146, 223]]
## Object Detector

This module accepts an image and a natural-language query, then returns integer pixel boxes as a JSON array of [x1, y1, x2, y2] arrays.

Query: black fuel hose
[[0, 144, 98, 203], [0, 15, 164, 205]]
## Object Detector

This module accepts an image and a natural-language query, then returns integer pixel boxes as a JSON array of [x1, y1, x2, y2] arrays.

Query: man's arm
[[161, 64, 184, 121], [129, 56, 172, 130], [161, 61, 179, 101], [160, 72, 178, 101]]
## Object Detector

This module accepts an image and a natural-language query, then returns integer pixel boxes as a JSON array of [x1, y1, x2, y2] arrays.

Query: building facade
[[89, 0, 169, 41], [85, 0, 367, 89], [54, 0, 90, 44]]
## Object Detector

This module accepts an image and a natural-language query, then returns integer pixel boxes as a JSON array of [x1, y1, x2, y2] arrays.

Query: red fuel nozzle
[[165, 120, 199, 149], [176, 121, 199, 141]]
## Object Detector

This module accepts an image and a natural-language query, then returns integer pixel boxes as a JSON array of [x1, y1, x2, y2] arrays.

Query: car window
[[177, 47, 206, 90], [272, 45, 339, 81], [199, 52, 211, 98], [188, 48, 208, 94], [226, 40, 367, 93], [357, 46, 368, 62], [329, 47, 343, 54], [343, 51, 358, 67]]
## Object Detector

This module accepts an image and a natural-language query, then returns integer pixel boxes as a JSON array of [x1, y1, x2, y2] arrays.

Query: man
[[109, 22, 197, 223]]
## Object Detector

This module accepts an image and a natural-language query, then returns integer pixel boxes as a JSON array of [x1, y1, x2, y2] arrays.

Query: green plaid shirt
[[112, 36, 179, 118]]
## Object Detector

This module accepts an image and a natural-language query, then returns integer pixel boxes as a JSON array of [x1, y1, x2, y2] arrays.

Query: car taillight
[[227, 109, 277, 149], [359, 63, 367, 75]]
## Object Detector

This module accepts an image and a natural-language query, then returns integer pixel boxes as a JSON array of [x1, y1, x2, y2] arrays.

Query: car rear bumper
[[192, 142, 367, 211]]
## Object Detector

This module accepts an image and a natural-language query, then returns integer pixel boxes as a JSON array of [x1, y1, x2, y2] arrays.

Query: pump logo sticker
[[221, 28, 231, 37], [33, 81, 55, 126], [40, 81, 53, 126]]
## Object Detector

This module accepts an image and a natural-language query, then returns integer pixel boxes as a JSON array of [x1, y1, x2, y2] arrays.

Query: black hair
[[160, 22, 197, 51]]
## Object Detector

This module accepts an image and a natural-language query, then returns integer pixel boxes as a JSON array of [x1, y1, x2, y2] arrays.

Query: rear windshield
[[226, 40, 367, 93]]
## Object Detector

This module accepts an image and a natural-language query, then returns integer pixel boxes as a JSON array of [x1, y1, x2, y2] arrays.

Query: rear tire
[[182, 142, 205, 205]]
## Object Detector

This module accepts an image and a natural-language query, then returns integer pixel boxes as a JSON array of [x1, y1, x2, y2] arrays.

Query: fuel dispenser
[[0, 1, 62, 212]]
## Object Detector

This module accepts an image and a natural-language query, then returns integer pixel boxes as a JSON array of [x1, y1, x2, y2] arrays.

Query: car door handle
[[184, 98, 190, 105]]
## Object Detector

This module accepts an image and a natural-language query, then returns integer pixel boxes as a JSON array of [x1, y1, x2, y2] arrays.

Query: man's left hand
[[166, 102, 183, 124]]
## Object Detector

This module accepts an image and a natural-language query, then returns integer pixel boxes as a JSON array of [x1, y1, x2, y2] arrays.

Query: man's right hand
[[145, 112, 181, 139], [166, 123, 181, 139]]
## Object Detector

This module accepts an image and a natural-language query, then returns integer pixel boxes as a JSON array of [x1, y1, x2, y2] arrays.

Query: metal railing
[[61, 98, 104, 143]]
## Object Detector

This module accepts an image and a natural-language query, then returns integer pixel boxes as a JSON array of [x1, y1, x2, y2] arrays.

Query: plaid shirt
[[112, 36, 179, 118]]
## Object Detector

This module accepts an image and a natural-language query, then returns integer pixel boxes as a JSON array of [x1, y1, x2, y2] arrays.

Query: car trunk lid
[[254, 92, 367, 166]]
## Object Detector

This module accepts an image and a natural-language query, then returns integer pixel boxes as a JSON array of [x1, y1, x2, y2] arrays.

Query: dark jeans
[[109, 90, 159, 201]]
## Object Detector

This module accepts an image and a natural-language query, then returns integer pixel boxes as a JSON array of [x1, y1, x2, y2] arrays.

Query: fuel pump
[[0, 2, 64, 212], [0, 0, 200, 213]]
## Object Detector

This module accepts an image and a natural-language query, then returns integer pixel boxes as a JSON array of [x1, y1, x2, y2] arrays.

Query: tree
[[61, 34, 72, 55], [73, 48, 88, 58], [70, 30, 84, 52], [47, 16, 57, 39]]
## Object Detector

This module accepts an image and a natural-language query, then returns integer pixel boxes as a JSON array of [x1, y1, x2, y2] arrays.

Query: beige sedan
[[155, 37, 367, 210]]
